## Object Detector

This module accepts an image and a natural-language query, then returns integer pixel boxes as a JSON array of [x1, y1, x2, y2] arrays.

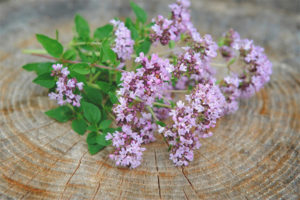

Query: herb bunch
[[23, 0, 272, 169]]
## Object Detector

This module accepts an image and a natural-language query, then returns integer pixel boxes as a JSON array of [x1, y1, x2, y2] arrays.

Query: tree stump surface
[[0, 0, 299, 199]]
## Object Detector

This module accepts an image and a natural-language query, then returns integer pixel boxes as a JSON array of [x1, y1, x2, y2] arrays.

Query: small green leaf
[[75, 14, 90, 39], [125, 18, 139, 40], [170, 100, 176, 108], [96, 81, 111, 93], [130, 1, 147, 24], [63, 49, 77, 60], [45, 106, 73, 122], [227, 58, 236, 66], [156, 121, 166, 127], [22, 62, 53, 75], [102, 44, 117, 63], [72, 119, 87, 135], [69, 71, 87, 83], [70, 63, 90, 75], [116, 72, 122, 85], [88, 143, 105, 155], [33, 73, 56, 88], [136, 38, 151, 55], [94, 24, 113, 40], [218, 37, 225, 47], [82, 101, 101, 124], [84, 86, 103, 105], [36, 34, 63, 58], [96, 134, 111, 146], [99, 120, 112, 130], [86, 131, 98, 144], [169, 40, 175, 49], [108, 91, 119, 104], [87, 124, 98, 132]]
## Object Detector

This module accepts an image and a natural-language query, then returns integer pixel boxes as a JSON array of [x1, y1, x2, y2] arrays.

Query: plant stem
[[69, 41, 102, 46], [89, 71, 101, 83], [23, 51, 126, 72], [135, 97, 172, 108], [210, 62, 227, 68], [167, 90, 188, 93], [146, 106, 159, 121]]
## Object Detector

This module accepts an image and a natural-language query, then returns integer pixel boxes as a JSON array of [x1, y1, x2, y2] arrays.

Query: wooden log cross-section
[[0, 0, 299, 199]]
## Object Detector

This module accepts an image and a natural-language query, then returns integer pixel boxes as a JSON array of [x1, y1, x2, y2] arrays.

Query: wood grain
[[0, 0, 299, 199]]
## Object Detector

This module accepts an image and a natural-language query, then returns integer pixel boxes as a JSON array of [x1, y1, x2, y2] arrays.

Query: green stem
[[87, 82, 100, 89], [22, 49, 47, 54], [167, 90, 188, 93], [89, 71, 101, 83], [146, 106, 159, 121], [135, 97, 172, 108], [69, 41, 102, 46], [24, 51, 126, 72]]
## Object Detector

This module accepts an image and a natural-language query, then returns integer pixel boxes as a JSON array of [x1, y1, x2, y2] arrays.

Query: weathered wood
[[0, 0, 299, 199]]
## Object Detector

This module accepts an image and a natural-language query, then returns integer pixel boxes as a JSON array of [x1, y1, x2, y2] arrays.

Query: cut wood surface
[[0, 0, 299, 199]]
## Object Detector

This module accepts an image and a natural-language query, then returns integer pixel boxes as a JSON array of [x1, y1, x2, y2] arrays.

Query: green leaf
[[130, 1, 147, 24], [108, 91, 119, 104], [156, 120, 166, 127], [75, 14, 90, 39], [36, 34, 63, 58], [94, 24, 113, 40], [33, 73, 55, 88], [227, 58, 236, 66], [86, 131, 98, 144], [70, 63, 90, 75], [22, 62, 53, 75], [169, 40, 175, 49], [125, 18, 139, 40], [96, 134, 111, 146], [69, 71, 86, 82], [99, 120, 112, 130], [72, 119, 87, 135], [116, 72, 122, 85], [102, 43, 117, 63], [82, 101, 101, 124], [136, 38, 151, 55], [45, 106, 73, 122], [63, 49, 77, 60], [96, 81, 111, 93], [88, 143, 105, 155], [84, 86, 103, 105], [218, 37, 225, 47], [87, 124, 98, 132]]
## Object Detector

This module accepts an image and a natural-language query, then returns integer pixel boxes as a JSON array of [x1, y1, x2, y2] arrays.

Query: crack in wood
[[91, 157, 109, 200], [181, 167, 199, 198], [59, 151, 88, 199], [154, 150, 162, 199]]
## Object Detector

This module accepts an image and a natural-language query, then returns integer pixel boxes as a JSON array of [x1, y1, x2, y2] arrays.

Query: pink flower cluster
[[119, 52, 174, 105], [105, 125, 146, 169], [106, 53, 175, 168], [151, 0, 192, 45], [173, 34, 218, 89], [111, 19, 134, 61], [48, 64, 83, 107], [219, 75, 241, 114], [160, 81, 225, 166], [219, 30, 272, 98]]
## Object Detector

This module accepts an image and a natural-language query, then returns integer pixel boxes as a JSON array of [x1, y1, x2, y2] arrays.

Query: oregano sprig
[[22, 0, 272, 168]]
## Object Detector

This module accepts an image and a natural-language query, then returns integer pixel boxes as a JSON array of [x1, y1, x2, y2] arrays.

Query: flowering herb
[[22, 0, 272, 168]]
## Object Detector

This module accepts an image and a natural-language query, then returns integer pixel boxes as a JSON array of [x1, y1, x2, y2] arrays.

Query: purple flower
[[220, 74, 241, 114], [111, 19, 134, 61], [49, 64, 83, 107], [107, 125, 146, 169], [151, 0, 192, 45]]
